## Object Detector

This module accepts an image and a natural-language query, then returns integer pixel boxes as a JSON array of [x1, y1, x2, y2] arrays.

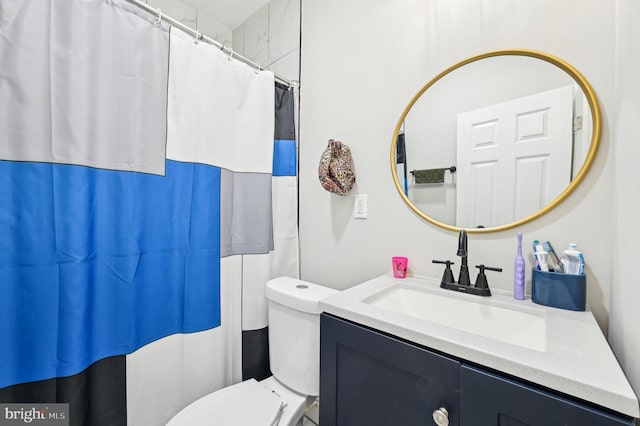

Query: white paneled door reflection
[[456, 85, 573, 229]]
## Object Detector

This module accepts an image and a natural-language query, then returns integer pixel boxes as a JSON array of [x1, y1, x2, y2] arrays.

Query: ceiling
[[182, 0, 271, 29]]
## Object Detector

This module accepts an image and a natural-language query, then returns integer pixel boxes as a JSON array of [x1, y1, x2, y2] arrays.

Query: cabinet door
[[460, 364, 634, 426], [320, 314, 460, 426]]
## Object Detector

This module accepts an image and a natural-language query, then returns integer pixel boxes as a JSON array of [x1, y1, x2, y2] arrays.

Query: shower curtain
[[0, 1, 299, 425]]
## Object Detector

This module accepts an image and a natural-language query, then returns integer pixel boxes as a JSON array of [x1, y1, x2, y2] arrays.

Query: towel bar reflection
[[410, 166, 456, 175]]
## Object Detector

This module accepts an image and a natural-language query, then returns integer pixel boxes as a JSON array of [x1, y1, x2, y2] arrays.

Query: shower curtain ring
[[228, 48, 234, 61], [255, 63, 261, 74], [155, 8, 162, 26], [194, 30, 201, 44]]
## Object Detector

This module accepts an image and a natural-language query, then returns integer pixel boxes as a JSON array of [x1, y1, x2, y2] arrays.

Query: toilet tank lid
[[266, 277, 339, 314]]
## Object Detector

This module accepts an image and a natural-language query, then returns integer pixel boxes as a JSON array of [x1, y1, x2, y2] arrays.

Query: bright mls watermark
[[1, 404, 68, 426]]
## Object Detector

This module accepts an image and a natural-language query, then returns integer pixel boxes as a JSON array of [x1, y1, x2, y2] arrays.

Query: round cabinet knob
[[432, 406, 449, 426]]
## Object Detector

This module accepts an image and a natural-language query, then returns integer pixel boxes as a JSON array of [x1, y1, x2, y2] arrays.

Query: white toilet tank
[[266, 277, 338, 397]]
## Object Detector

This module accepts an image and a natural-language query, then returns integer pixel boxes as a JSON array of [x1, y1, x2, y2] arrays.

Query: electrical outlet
[[354, 194, 368, 219]]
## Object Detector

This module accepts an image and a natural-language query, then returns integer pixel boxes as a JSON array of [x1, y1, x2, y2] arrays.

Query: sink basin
[[364, 284, 547, 352]]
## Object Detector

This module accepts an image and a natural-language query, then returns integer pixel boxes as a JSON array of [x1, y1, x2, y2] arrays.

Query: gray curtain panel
[[220, 169, 274, 257], [0, 0, 170, 175]]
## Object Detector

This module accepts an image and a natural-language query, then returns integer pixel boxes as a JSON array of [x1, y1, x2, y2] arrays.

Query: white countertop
[[319, 273, 640, 418]]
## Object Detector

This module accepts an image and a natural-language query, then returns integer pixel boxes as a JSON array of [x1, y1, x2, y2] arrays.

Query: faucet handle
[[474, 264, 502, 289], [432, 260, 455, 284], [477, 265, 503, 274]]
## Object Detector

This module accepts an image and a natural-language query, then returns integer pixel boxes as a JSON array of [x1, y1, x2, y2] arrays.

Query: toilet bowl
[[166, 377, 309, 426], [167, 277, 338, 426]]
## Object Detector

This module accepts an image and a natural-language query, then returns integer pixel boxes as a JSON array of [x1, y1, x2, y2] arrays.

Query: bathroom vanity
[[319, 274, 639, 426]]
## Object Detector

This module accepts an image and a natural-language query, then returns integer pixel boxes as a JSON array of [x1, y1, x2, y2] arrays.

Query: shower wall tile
[[232, 4, 270, 67], [147, 0, 197, 28], [269, 47, 299, 83], [148, 0, 300, 111], [231, 27, 244, 58], [268, 0, 300, 65], [145, 0, 231, 46], [197, 11, 233, 48]]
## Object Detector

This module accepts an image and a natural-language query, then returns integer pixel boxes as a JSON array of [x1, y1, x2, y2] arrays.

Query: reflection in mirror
[[391, 51, 600, 233]]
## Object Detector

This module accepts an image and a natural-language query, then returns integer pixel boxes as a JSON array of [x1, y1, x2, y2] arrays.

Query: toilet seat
[[166, 379, 285, 426]]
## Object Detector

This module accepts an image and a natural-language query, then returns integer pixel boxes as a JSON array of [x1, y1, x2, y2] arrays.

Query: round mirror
[[390, 49, 601, 233]]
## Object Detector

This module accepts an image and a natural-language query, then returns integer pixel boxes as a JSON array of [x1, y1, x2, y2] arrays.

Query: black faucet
[[432, 229, 501, 297], [457, 230, 471, 286]]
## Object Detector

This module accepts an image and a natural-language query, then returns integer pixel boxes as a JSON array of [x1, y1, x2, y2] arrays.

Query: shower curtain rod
[[125, 0, 298, 88]]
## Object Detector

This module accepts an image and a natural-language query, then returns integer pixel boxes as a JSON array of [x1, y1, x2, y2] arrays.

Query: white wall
[[300, 0, 616, 341], [299, 0, 640, 403], [610, 0, 640, 411]]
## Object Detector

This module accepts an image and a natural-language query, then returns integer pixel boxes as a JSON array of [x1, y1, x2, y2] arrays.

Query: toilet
[[167, 276, 338, 426]]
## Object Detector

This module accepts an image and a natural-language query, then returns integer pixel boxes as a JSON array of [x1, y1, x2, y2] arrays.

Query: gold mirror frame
[[390, 49, 602, 233]]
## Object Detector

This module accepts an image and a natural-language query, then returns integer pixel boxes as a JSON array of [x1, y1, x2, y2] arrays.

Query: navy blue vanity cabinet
[[320, 314, 461, 426], [460, 365, 634, 426], [320, 314, 635, 426]]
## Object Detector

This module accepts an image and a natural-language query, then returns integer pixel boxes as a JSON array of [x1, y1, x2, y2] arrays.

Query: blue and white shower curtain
[[0, 1, 298, 425]]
